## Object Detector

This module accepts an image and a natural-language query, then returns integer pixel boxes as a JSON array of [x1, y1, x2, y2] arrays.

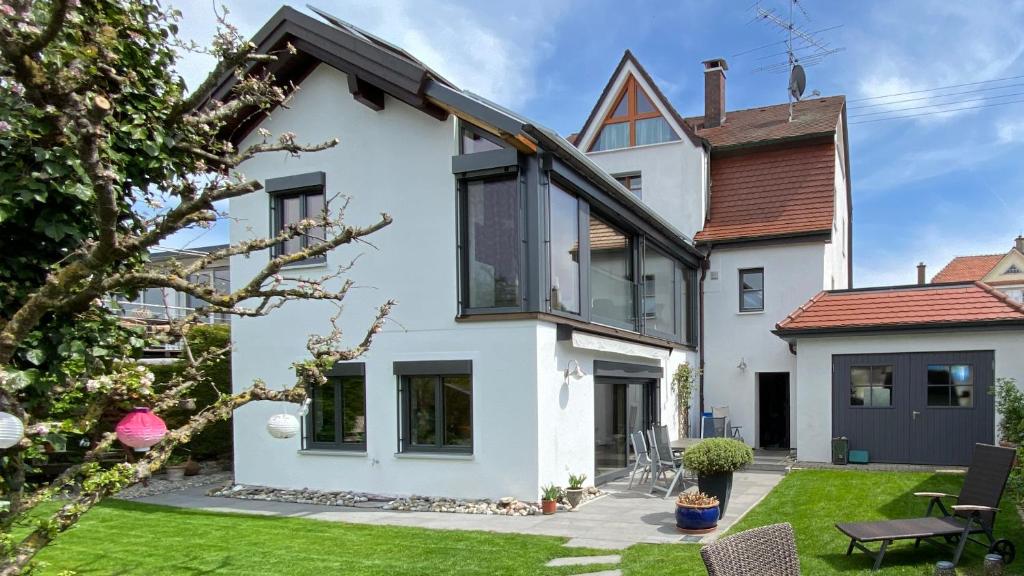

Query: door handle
[[912, 410, 921, 421]]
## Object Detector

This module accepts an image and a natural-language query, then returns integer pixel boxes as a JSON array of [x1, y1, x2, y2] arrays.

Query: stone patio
[[134, 470, 783, 549]]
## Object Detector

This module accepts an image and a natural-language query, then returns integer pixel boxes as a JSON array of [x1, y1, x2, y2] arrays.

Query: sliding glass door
[[594, 378, 657, 483]]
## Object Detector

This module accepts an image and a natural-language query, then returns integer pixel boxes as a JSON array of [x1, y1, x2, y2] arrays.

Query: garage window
[[850, 365, 893, 407], [927, 364, 974, 407]]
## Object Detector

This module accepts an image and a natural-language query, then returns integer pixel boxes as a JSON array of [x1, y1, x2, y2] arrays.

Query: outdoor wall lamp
[[563, 359, 586, 385]]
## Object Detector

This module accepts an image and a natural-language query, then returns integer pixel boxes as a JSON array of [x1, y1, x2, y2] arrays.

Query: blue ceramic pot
[[675, 503, 720, 532]]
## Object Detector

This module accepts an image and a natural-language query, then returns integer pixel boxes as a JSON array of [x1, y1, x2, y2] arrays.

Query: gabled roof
[[694, 139, 835, 243], [774, 282, 1024, 336], [932, 254, 1004, 283], [575, 50, 701, 149], [685, 96, 845, 150]]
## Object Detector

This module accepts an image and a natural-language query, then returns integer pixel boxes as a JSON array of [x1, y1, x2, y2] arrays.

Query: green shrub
[[996, 378, 1024, 444], [541, 484, 561, 501], [567, 473, 587, 490], [683, 438, 753, 475], [155, 324, 232, 461]]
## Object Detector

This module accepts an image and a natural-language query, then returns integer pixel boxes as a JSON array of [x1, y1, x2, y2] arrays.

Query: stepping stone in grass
[[545, 555, 621, 567]]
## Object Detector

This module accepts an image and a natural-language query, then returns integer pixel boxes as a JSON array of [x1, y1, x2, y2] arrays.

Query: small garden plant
[[541, 484, 562, 502], [683, 438, 754, 475], [567, 473, 587, 490], [676, 491, 719, 508]]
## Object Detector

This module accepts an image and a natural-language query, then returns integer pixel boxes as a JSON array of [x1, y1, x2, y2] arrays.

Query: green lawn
[[29, 470, 1024, 575]]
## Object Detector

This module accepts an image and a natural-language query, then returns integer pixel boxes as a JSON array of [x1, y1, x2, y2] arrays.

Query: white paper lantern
[[266, 413, 300, 439], [0, 412, 25, 449]]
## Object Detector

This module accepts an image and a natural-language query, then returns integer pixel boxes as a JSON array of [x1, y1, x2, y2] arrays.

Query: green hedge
[[683, 438, 753, 475], [153, 324, 232, 461]]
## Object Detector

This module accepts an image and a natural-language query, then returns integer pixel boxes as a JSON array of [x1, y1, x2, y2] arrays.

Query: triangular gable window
[[1006, 264, 1022, 274], [590, 75, 680, 152]]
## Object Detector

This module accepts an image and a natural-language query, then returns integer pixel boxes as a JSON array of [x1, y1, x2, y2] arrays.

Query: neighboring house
[[927, 236, 1024, 303], [774, 282, 1024, 465], [573, 54, 851, 452], [107, 245, 230, 358], [211, 6, 1016, 498]]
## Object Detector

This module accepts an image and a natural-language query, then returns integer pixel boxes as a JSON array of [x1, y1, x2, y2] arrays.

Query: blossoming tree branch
[[0, 1, 393, 572]]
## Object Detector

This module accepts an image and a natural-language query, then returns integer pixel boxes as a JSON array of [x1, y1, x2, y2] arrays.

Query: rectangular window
[[398, 365, 473, 453], [739, 268, 764, 312], [614, 174, 642, 198], [549, 183, 580, 314], [850, 365, 893, 407], [304, 366, 366, 451], [273, 188, 326, 257], [927, 364, 974, 407], [464, 176, 520, 309], [643, 247, 677, 339], [590, 215, 635, 330]]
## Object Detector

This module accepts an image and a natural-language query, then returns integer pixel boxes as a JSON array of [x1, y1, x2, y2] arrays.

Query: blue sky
[[170, 0, 1024, 287]]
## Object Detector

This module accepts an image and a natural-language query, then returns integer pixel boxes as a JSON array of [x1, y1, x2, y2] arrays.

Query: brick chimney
[[917, 262, 927, 285], [703, 58, 728, 129], [1016, 235, 1024, 253]]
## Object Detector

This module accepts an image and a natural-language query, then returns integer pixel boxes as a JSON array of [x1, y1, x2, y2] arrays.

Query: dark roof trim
[[708, 130, 836, 153], [774, 319, 1024, 339], [818, 280, 977, 295], [575, 50, 703, 149], [593, 360, 662, 380], [697, 230, 832, 248]]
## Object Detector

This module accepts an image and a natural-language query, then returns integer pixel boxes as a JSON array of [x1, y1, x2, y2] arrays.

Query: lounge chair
[[627, 430, 651, 489], [700, 522, 800, 575], [835, 443, 1017, 571]]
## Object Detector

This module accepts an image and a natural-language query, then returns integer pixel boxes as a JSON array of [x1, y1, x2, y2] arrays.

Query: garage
[[832, 351, 994, 465], [773, 282, 1024, 466]]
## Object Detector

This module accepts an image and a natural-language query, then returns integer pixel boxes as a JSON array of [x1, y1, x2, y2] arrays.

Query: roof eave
[[774, 319, 1024, 340], [707, 130, 836, 153], [696, 228, 832, 246]]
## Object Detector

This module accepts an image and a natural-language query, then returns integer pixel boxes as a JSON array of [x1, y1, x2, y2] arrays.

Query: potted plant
[[565, 473, 587, 509], [682, 438, 752, 516], [675, 490, 720, 534], [165, 454, 188, 481], [540, 484, 561, 515]]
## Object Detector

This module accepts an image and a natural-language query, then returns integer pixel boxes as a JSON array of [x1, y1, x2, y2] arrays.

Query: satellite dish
[[789, 64, 806, 101]]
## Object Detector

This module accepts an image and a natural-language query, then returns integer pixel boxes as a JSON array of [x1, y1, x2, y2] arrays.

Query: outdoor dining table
[[670, 437, 702, 451]]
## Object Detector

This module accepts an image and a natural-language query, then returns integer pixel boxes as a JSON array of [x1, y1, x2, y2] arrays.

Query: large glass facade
[[643, 247, 677, 338], [465, 177, 519, 309], [589, 215, 635, 330], [594, 380, 651, 479], [549, 183, 580, 314]]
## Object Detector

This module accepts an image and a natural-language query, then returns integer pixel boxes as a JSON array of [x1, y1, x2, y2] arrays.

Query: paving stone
[[545, 555, 621, 567], [572, 571, 622, 576]]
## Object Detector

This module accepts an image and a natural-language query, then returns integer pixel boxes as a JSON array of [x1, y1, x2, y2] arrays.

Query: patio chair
[[627, 429, 652, 489], [648, 425, 690, 497], [835, 443, 1017, 571], [700, 522, 800, 575], [701, 416, 727, 438]]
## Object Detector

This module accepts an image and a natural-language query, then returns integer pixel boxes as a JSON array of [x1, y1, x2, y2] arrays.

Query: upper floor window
[[305, 363, 367, 451], [590, 215, 635, 330], [267, 172, 327, 259], [643, 246, 681, 340], [462, 176, 520, 310], [549, 183, 581, 314], [590, 76, 680, 152], [615, 174, 642, 198], [1006, 264, 1022, 274], [739, 268, 764, 312], [461, 125, 504, 154]]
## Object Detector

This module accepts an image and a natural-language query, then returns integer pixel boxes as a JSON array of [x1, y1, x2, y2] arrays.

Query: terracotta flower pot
[[165, 465, 186, 481], [541, 499, 557, 515]]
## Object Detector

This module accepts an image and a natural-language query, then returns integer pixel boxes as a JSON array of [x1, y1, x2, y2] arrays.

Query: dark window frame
[[739, 268, 765, 313], [849, 364, 895, 409], [546, 179, 586, 317], [614, 173, 642, 198], [396, 362, 473, 454], [588, 211, 639, 332], [641, 242, 685, 342], [302, 363, 367, 451], [926, 363, 976, 409], [459, 121, 508, 155], [457, 172, 526, 315], [267, 174, 327, 264]]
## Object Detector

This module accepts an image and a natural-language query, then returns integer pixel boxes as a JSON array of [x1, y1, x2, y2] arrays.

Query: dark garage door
[[832, 351, 994, 466]]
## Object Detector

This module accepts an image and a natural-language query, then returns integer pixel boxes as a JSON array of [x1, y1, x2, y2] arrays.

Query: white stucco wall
[[702, 241, 828, 450], [824, 124, 850, 291], [792, 329, 1024, 462], [229, 64, 544, 500]]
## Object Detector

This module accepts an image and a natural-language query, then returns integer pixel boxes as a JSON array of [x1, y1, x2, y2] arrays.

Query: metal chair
[[627, 429, 651, 489], [701, 522, 801, 575], [648, 425, 689, 497]]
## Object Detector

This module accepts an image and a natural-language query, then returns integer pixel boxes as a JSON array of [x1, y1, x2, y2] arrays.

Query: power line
[[849, 90, 1024, 118], [848, 97, 1024, 124], [849, 73, 1024, 103], [849, 81, 1024, 110]]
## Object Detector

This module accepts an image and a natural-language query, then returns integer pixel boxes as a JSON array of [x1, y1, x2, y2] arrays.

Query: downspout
[[698, 245, 712, 421]]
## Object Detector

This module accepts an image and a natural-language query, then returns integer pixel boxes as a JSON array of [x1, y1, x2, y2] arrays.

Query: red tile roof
[[694, 140, 835, 242], [685, 96, 845, 149], [931, 254, 1003, 283], [775, 282, 1024, 335]]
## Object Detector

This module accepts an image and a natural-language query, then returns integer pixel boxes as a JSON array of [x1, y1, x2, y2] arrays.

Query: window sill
[[394, 452, 474, 461], [736, 310, 765, 316], [281, 258, 327, 271], [298, 449, 367, 457], [586, 139, 684, 156]]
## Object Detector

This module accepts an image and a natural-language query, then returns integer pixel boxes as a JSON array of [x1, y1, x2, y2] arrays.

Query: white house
[[214, 6, 1021, 500], [929, 236, 1024, 303]]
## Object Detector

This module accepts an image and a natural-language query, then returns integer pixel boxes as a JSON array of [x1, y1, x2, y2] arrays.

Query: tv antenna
[[751, 0, 843, 121]]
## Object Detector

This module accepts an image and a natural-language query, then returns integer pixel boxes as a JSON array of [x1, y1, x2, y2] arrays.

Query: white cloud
[[997, 118, 1024, 144]]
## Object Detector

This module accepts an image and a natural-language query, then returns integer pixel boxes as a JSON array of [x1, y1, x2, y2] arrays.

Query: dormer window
[[1006, 264, 1022, 274], [590, 76, 680, 152]]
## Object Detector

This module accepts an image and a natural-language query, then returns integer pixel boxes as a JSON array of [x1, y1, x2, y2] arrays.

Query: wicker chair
[[700, 523, 800, 575]]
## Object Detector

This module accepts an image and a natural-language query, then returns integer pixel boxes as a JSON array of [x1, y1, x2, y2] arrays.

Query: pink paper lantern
[[116, 407, 167, 451]]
